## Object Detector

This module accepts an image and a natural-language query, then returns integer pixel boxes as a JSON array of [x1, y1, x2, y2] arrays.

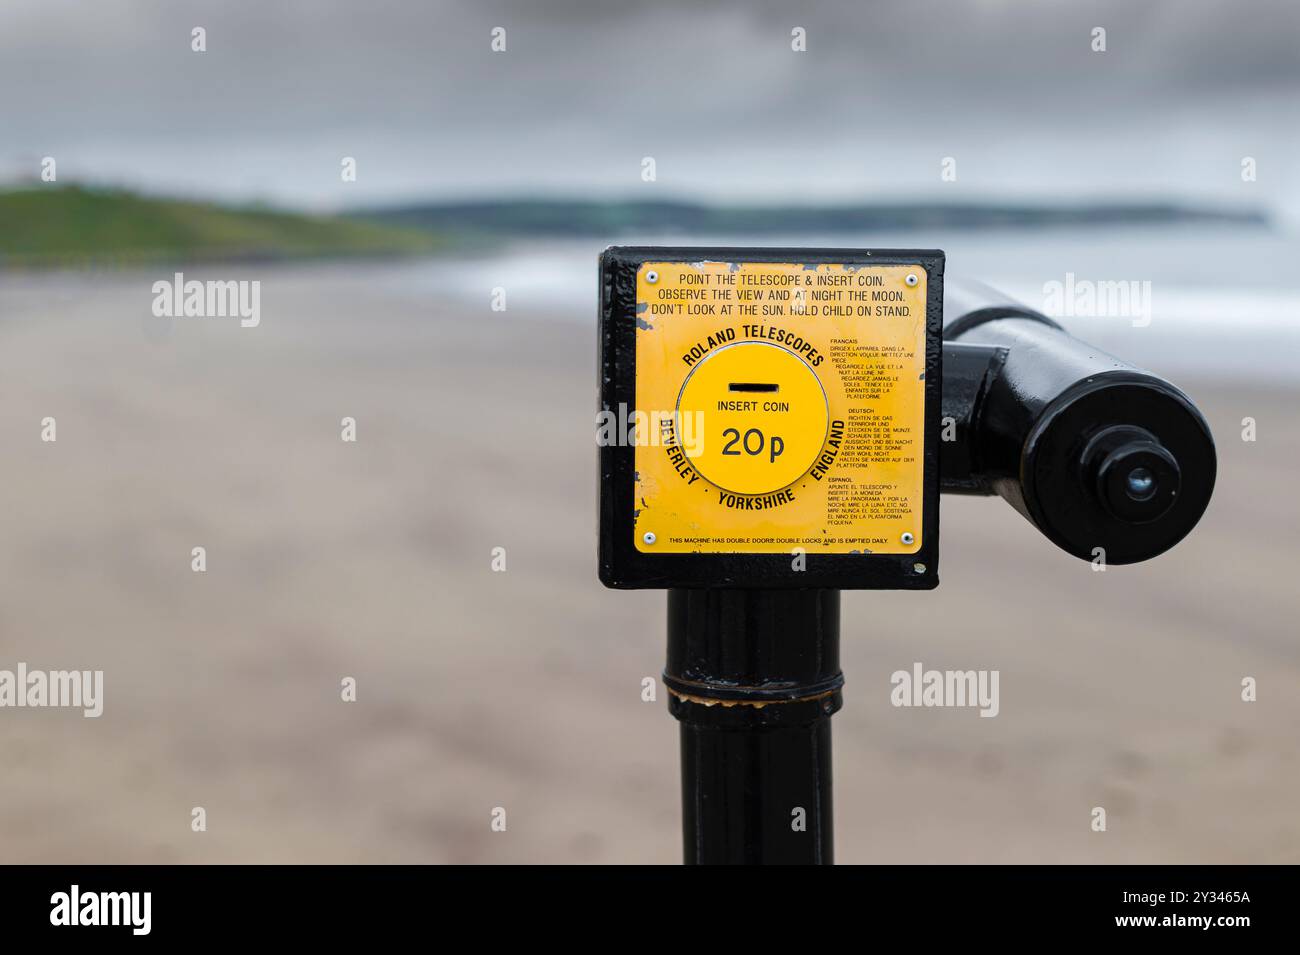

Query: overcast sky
[[2, 0, 1297, 217]]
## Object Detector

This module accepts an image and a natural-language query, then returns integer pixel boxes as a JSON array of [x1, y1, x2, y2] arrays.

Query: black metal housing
[[941, 280, 1216, 564], [598, 246, 944, 590]]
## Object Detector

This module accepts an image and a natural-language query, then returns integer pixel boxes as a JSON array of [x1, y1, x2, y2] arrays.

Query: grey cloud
[[1, 0, 1295, 209]]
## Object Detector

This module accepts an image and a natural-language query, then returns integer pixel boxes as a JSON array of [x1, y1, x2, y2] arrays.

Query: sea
[[393, 223, 1300, 383]]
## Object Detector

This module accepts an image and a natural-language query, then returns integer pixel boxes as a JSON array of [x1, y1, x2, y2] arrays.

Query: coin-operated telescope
[[596, 248, 1215, 864]]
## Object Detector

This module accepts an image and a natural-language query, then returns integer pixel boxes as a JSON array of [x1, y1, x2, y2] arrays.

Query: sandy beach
[[0, 260, 1295, 864]]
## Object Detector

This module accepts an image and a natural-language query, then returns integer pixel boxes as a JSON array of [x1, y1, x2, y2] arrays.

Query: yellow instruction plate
[[634, 260, 927, 554]]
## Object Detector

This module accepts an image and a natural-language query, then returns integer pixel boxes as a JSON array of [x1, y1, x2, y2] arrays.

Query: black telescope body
[[941, 281, 1216, 564]]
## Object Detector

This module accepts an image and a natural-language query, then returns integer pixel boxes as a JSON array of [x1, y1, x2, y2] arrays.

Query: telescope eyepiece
[[1083, 426, 1181, 524], [1019, 375, 1214, 564], [1125, 468, 1157, 501]]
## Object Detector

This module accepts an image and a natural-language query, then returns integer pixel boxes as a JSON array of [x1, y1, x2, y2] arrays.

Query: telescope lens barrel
[[942, 281, 1215, 564]]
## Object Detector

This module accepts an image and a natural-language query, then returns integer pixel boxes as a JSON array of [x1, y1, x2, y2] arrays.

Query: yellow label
[[634, 260, 927, 554]]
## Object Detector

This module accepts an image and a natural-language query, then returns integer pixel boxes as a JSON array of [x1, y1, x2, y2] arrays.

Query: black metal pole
[[665, 588, 842, 865]]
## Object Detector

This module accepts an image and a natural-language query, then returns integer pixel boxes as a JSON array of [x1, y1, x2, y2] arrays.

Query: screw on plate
[[905, 273, 919, 287], [643, 531, 657, 545], [645, 270, 659, 284], [913, 562, 927, 574], [901, 532, 915, 545]]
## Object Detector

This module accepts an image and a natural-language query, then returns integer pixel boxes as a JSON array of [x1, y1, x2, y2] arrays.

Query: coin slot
[[728, 382, 779, 393]]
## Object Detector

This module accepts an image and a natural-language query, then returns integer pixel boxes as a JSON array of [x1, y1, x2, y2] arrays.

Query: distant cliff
[[0, 186, 442, 268], [351, 197, 1269, 239]]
